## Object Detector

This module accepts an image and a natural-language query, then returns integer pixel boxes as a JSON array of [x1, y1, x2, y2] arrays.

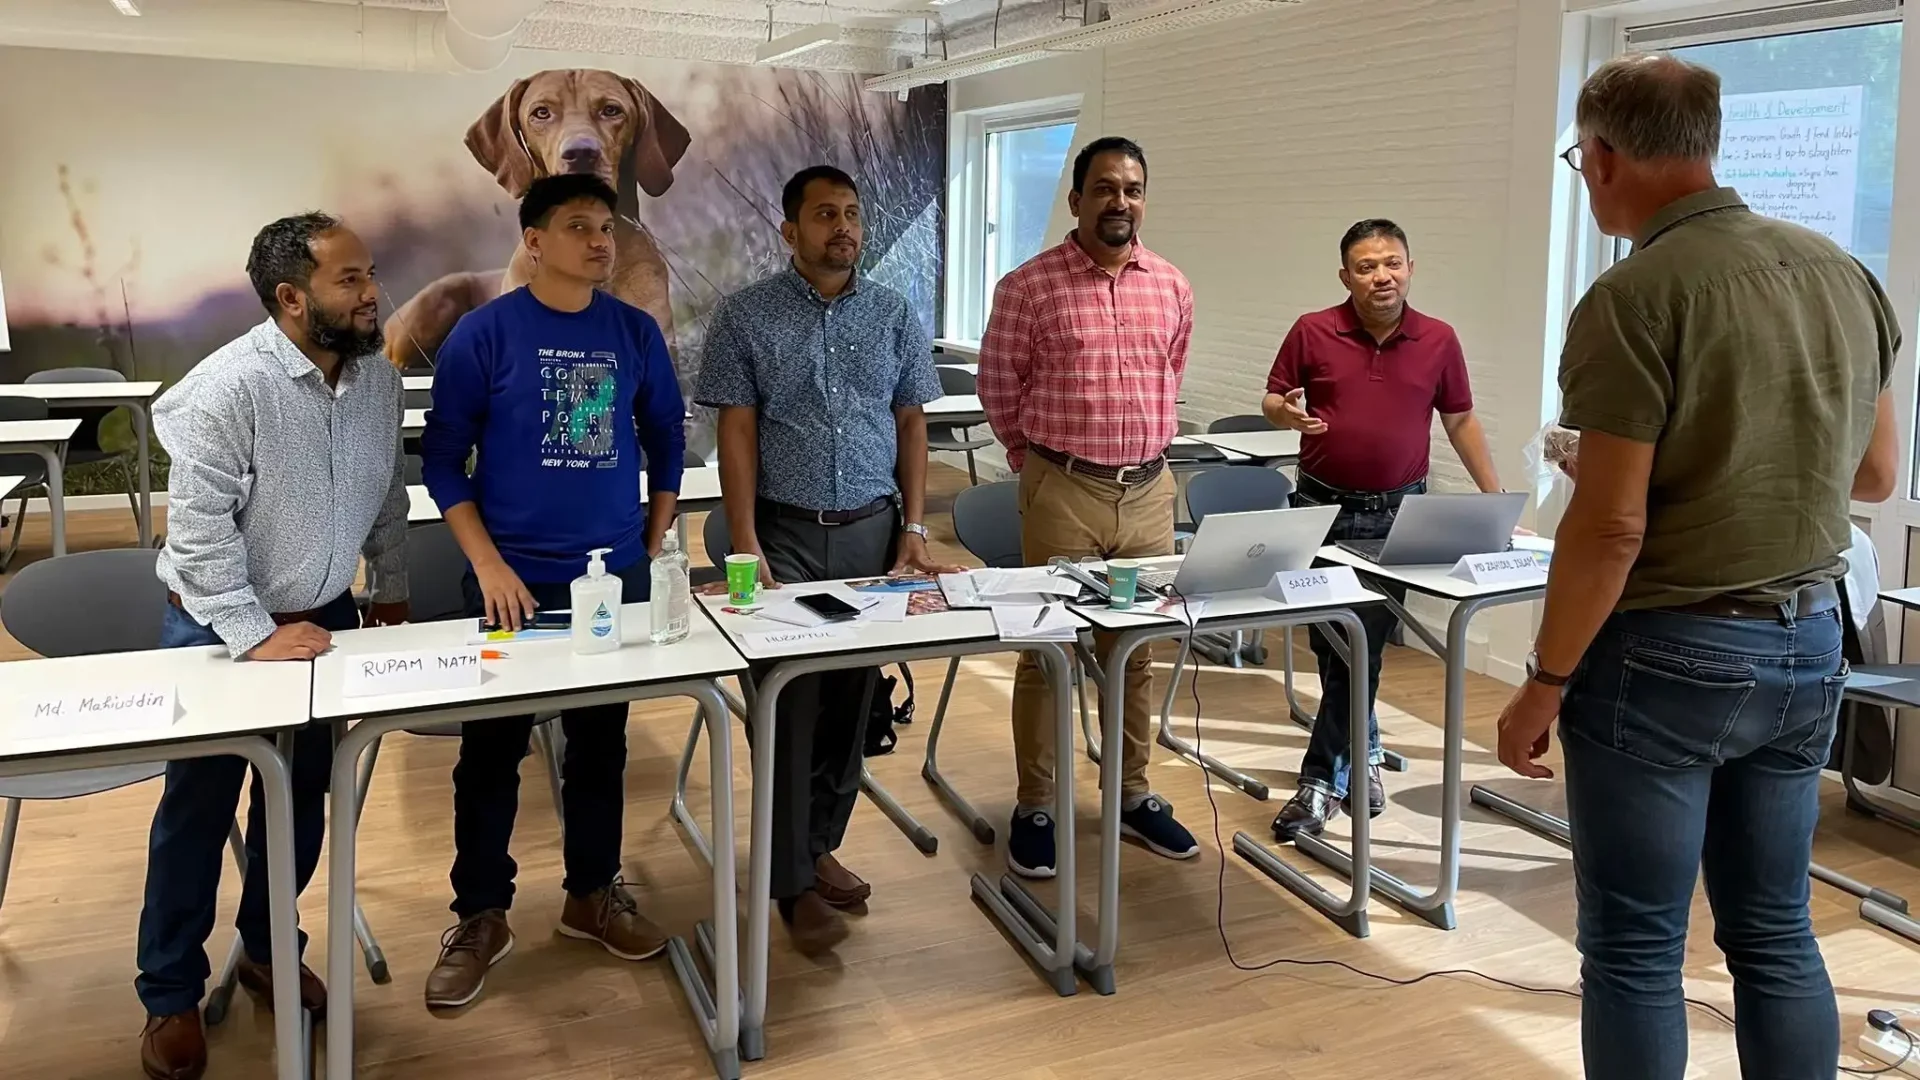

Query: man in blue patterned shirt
[[695, 164, 956, 952]]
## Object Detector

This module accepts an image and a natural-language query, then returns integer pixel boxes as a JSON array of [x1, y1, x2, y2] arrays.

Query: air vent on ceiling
[[1626, 0, 1898, 49]]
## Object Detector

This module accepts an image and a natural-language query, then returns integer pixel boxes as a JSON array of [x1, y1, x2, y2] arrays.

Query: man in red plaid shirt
[[978, 136, 1199, 878]]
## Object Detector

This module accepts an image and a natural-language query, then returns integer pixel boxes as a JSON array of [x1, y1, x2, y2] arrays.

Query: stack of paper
[[990, 603, 1078, 642], [942, 567, 1081, 608]]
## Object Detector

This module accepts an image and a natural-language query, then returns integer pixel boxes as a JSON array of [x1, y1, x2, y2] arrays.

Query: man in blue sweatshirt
[[417, 173, 687, 1010]]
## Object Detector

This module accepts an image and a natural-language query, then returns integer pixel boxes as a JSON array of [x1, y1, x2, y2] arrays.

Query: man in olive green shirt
[[1493, 54, 1898, 1080]]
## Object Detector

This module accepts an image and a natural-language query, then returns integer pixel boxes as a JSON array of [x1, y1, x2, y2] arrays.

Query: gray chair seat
[[0, 763, 164, 801]]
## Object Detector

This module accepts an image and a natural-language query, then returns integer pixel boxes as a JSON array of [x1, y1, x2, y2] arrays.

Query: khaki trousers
[[1011, 452, 1176, 807]]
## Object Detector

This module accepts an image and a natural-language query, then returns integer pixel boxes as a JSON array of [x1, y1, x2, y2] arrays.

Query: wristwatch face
[[904, 523, 929, 539]]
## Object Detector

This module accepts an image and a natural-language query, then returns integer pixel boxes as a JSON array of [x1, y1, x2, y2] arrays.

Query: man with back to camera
[[418, 173, 687, 1010], [1263, 219, 1504, 843], [1495, 54, 1899, 1078], [694, 164, 957, 952], [137, 212, 410, 1080], [978, 136, 1202, 878]]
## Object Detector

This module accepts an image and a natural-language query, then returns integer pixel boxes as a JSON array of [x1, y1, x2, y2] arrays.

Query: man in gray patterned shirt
[[135, 213, 409, 1080], [695, 165, 957, 953]]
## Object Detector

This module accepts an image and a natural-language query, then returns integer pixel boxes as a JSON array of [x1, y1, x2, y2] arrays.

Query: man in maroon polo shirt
[[1263, 219, 1502, 841]]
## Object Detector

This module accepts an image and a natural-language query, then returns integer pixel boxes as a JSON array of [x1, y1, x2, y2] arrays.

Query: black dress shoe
[[1272, 781, 1338, 842], [1342, 763, 1385, 820]]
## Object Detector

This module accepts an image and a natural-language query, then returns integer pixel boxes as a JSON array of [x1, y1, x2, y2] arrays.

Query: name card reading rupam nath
[[25, 686, 175, 736], [344, 649, 483, 699]]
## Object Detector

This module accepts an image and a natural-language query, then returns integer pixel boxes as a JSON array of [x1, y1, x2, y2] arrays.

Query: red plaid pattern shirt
[[977, 235, 1193, 471]]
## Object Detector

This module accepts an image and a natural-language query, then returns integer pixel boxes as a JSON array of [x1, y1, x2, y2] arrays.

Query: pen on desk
[[480, 650, 509, 660], [1032, 603, 1050, 629]]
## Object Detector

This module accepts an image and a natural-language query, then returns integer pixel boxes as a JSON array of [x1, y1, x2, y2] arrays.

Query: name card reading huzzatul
[[343, 649, 484, 698], [1449, 551, 1548, 587], [25, 687, 175, 735]]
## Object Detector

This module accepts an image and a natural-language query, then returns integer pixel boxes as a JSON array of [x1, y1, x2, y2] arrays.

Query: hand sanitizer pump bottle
[[570, 548, 622, 655]]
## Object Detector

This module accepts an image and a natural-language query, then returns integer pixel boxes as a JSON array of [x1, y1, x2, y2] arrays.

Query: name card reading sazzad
[[1267, 566, 1366, 606], [1450, 551, 1548, 587], [344, 649, 484, 698], [24, 686, 176, 736]]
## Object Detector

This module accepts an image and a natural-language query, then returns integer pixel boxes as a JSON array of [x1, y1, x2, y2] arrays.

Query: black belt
[[759, 495, 893, 526], [1297, 473, 1426, 513], [1664, 580, 1841, 621], [1030, 443, 1167, 486]]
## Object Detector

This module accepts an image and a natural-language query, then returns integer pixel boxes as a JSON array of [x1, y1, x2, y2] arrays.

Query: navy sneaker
[[1007, 808, 1057, 879], [1120, 795, 1199, 860]]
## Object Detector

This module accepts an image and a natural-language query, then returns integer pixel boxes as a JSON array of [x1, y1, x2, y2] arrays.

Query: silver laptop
[[1335, 492, 1528, 566], [1064, 505, 1339, 599]]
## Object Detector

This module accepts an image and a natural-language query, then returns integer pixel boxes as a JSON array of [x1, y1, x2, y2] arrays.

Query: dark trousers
[[747, 502, 898, 901], [1562, 604, 1843, 1079], [448, 561, 650, 917], [1291, 479, 1419, 797], [135, 591, 360, 1016]]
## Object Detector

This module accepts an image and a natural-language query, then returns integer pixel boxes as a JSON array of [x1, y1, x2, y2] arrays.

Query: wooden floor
[[1, 466, 1916, 1079]]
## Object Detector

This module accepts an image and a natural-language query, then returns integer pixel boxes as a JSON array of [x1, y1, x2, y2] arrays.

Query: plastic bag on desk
[[1521, 422, 1581, 499]]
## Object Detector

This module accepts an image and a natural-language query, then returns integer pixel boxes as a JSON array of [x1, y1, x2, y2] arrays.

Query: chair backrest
[[1208, 413, 1276, 434], [937, 365, 977, 395], [0, 396, 50, 423], [703, 506, 734, 562], [1183, 465, 1295, 527], [403, 453, 425, 485], [404, 388, 434, 411], [684, 449, 708, 469], [952, 481, 1022, 567], [25, 367, 127, 385], [3, 549, 168, 656], [406, 523, 469, 622]]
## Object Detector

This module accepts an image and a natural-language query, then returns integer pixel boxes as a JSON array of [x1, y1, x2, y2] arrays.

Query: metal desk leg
[[1280, 616, 1410, 774], [673, 683, 750, 871], [36, 447, 65, 557], [1862, 900, 1920, 946], [1291, 595, 1500, 933], [1078, 641, 1105, 765], [665, 681, 742, 1080], [740, 670, 782, 1061], [970, 642, 1082, 996], [921, 655, 994, 845], [1156, 633, 1270, 800], [131, 400, 153, 548], [242, 738, 307, 1080], [1232, 609, 1376, 939], [860, 764, 937, 854]]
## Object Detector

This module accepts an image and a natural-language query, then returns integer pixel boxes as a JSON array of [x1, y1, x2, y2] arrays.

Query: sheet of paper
[[755, 602, 827, 628], [990, 602, 1079, 641], [1149, 596, 1209, 626], [344, 648, 484, 699], [860, 593, 910, 622], [20, 684, 175, 739], [972, 567, 1082, 599], [746, 625, 853, 652]]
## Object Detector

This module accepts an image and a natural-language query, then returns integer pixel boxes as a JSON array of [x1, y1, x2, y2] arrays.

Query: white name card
[[747, 626, 852, 653], [1449, 551, 1547, 587], [25, 685, 175, 735], [343, 649, 483, 699], [1267, 566, 1365, 607]]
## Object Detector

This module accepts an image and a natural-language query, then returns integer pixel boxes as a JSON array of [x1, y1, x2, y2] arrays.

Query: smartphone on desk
[[476, 611, 572, 634], [795, 593, 863, 622]]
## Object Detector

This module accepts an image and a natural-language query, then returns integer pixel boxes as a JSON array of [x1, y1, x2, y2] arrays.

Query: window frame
[[944, 97, 1081, 344]]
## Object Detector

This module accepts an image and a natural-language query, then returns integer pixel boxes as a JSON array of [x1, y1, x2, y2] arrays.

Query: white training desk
[[314, 607, 749, 1080], [935, 362, 979, 377], [0, 646, 314, 1080], [401, 408, 427, 437], [931, 337, 981, 358], [0, 475, 22, 503], [691, 587, 1082, 1059], [0, 418, 81, 557], [401, 375, 433, 393], [1168, 434, 1251, 469], [924, 394, 984, 422], [1306, 541, 1552, 932], [404, 469, 725, 554], [1, 382, 162, 548], [1067, 563, 1390, 949], [1188, 428, 1302, 465]]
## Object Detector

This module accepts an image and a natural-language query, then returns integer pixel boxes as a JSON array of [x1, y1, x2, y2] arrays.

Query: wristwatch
[[902, 522, 930, 540], [1526, 651, 1572, 688]]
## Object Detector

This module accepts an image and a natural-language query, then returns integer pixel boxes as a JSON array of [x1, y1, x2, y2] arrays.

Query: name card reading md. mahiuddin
[[1267, 566, 1366, 607], [343, 648, 483, 699], [25, 686, 175, 736], [1449, 551, 1548, 587]]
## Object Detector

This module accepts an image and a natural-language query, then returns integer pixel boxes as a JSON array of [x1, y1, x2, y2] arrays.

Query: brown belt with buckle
[[758, 495, 895, 527], [1030, 443, 1167, 486], [1664, 580, 1841, 620], [168, 591, 324, 627]]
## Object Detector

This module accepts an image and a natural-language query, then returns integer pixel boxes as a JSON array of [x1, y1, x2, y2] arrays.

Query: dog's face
[[467, 69, 691, 204]]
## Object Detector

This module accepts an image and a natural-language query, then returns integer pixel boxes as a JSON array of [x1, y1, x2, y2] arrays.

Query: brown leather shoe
[[813, 853, 872, 910], [140, 1011, 207, 1080], [234, 956, 327, 1018], [559, 879, 668, 961], [1341, 763, 1386, 820], [425, 909, 514, 1010], [781, 889, 849, 955], [1272, 780, 1338, 842]]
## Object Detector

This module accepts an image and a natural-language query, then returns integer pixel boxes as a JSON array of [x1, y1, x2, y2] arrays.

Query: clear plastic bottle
[[649, 532, 692, 645], [570, 547, 622, 655]]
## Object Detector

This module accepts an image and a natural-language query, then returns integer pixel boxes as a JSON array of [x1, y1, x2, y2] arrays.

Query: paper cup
[[1106, 559, 1142, 611], [725, 553, 761, 606]]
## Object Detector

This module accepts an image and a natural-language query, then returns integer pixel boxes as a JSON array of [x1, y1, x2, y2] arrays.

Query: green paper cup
[[1106, 559, 1142, 611], [725, 553, 761, 607]]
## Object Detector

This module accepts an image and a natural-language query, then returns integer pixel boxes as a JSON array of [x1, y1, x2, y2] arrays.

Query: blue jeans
[[1561, 602, 1846, 1079], [448, 561, 649, 916], [135, 592, 359, 1016]]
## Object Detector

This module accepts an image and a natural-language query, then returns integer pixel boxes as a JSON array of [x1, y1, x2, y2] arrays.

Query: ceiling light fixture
[[108, 0, 142, 14], [755, 23, 848, 64]]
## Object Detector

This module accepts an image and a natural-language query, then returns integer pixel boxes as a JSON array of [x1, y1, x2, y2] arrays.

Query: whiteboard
[[1720, 85, 1865, 248]]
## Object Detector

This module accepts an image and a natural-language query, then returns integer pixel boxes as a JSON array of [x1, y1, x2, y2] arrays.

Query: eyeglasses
[[1559, 142, 1586, 173]]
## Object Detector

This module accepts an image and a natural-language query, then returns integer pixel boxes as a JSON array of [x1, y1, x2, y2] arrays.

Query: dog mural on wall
[[384, 69, 691, 370]]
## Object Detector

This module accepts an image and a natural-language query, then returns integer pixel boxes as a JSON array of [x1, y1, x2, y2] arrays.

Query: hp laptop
[[1335, 492, 1528, 566], [1065, 505, 1340, 599]]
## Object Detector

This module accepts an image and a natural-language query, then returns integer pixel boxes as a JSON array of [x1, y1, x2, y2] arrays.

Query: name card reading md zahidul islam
[[1267, 566, 1366, 607], [344, 648, 483, 698], [24, 686, 175, 736], [1449, 551, 1548, 587]]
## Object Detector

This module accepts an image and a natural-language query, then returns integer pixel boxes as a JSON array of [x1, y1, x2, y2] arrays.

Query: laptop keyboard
[[1336, 539, 1388, 561], [1139, 569, 1178, 591]]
